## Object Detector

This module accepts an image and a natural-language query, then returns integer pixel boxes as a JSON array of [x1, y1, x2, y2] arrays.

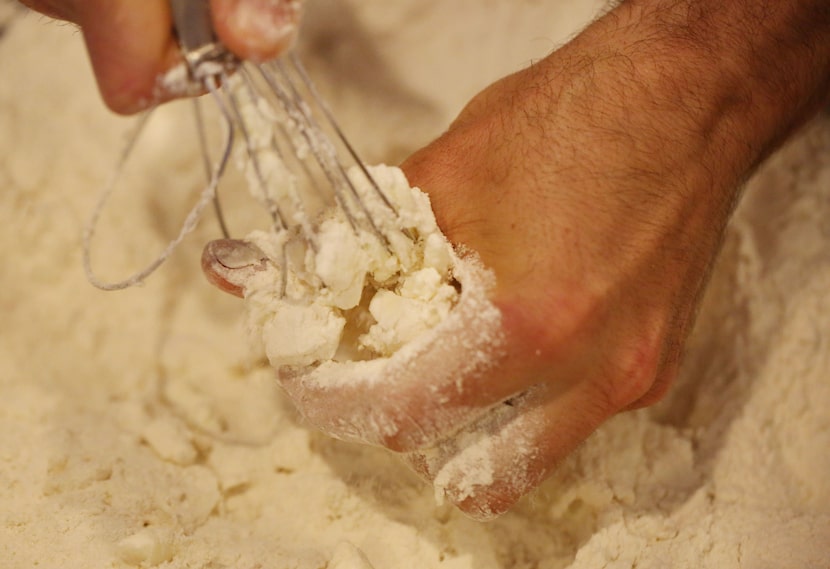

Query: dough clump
[[243, 164, 460, 369]]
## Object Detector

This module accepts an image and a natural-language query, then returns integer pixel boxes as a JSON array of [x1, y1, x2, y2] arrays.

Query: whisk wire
[[269, 57, 396, 248], [192, 97, 231, 239], [258, 61, 361, 234], [224, 74, 291, 235], [288, 53, 401, 220], [86, 0, 403, 293], [83, 75, 235, 291]]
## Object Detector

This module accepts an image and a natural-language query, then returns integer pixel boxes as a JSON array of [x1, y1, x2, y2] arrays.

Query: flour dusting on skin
[[236, 160, 505, 449], [3, 3, 830, 569]]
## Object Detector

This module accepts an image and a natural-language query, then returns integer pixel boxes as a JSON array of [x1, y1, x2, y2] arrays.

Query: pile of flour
[[2, 2, 829, 568]]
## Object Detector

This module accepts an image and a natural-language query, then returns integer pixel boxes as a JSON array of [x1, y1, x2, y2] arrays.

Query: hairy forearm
[[611, 0, 830, 177], [518, 0, 830, 233], [637, 0, 828, 153]]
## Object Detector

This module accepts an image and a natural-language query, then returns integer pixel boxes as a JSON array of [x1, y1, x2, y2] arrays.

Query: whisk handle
[[170, 0, 236, 75], [170, 0, 215, 53]]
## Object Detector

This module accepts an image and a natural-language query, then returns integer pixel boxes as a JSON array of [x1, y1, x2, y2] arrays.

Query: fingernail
[[210, 239, 269, 269], [201, 239, 269, 297]]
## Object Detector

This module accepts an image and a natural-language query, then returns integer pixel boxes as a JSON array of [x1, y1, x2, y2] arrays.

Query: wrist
[[615, 0, 830, 166], [538, 0, 829, 218]]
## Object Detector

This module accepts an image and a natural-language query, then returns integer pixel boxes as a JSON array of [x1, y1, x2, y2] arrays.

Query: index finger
[[79, 0, 180, 114]]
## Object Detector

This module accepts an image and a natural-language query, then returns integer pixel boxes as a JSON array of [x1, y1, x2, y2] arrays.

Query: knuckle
[[596, 331, 665, 411]]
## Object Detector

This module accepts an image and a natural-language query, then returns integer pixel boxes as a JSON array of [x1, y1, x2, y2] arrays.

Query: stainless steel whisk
[[83, 0, 400, 291]]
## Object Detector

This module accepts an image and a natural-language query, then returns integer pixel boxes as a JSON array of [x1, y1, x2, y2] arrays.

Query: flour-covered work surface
[[2, 2, 829, 568]]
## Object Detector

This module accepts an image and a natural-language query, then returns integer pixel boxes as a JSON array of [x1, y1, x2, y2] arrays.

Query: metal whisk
[[83, 0, 400, 291]]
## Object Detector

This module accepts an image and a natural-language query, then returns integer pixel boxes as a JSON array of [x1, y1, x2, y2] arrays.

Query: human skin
[[27, 0, 830, 518], [393, 0, 830, 518], [17, 0, 302, 114], [395, 0, 830, 518], [204, 0, 830, 518], [204, 0, 830, 519]]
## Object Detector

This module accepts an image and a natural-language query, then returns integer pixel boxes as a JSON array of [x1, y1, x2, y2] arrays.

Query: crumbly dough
[[2, 3, 829, 568], [242, 164, 461, 369]]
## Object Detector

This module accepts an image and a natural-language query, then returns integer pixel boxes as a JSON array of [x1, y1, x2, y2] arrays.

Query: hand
[[396, 0, 830, 517], [19, 0, 303, 114], [202, 0, 830, 518]]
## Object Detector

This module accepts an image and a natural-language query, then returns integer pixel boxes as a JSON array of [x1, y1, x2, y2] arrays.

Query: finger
[[74, 0, 181, 114], [276, 296, 599, 451], [624, 351, 681, 410], [429, 316, 676, 519], [210, 0, 302, 62], [404, 379, 613, 521], [202, 239, 271, 298]]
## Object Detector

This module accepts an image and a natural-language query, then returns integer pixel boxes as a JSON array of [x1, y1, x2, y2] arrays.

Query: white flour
[[1, 2, 829, 568]]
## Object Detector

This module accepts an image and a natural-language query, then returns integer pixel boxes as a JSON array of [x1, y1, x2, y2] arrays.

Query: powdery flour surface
[[2, 2, 829, 568]]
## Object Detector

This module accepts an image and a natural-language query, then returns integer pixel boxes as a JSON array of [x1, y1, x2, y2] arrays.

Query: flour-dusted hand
[[394, 0, 830, 518], [18, 0, 303, 113], [202, 0, 830, 520], [200, 163, 510, 452]]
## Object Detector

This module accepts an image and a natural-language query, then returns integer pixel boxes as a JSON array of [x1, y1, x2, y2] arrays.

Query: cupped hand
[[202, 1, 784, 519], [20, 0, 303, 113], [390, 19, 741, 518]]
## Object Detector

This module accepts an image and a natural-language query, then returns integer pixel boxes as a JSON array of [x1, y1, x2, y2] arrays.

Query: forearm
[[645, 0, 827, 155], [505, 0, 830, 258], [608, 0, 830, 181]]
